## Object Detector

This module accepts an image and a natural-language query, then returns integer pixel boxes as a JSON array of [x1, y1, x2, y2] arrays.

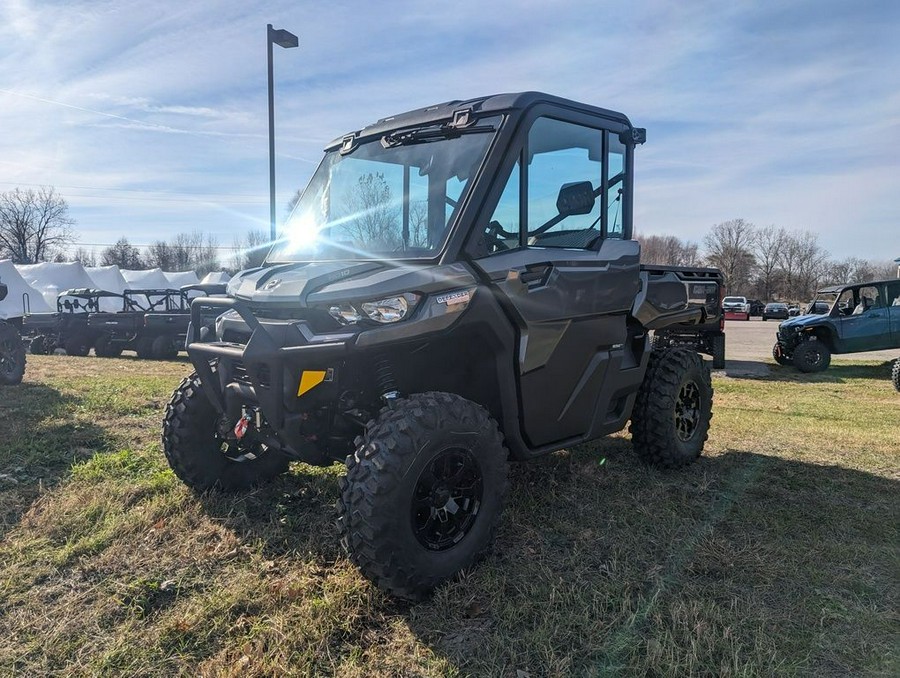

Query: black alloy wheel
[[412, 448, 484, 551], [674, 381, 701, 442]]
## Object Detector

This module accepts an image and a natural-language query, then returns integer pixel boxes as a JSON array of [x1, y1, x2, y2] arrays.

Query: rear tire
[[792, 340, 831, 373], [152, 334, 179, 360], [0, 322, 26, 385], [64, 333, 91, 357], [891, 359, 900, 392], [711, 334, 726, 369], [337, 392, 509, 599], [29, 335, 50, 355], [629, 348, 712, 468], [162, 372, 290, 491]]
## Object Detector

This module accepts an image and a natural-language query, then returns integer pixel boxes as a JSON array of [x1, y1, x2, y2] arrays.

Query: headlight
[[329, 303, 364, 325], [361, 294, 415, 323]]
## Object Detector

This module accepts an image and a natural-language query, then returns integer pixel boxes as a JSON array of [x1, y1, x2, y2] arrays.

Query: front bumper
[[186, 296, 351, 462]]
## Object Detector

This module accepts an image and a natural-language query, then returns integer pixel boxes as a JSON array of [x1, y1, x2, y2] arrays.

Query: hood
[[779, 313, 830, 331], [228, 261, 476, 307]]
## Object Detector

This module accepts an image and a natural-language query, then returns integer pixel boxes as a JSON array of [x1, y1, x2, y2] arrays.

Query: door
[[469, 116, 640, 448], [840, 284, 892, 352], [885, 280, 900, 346]]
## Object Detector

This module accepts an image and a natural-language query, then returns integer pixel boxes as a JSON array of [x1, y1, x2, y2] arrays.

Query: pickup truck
[[162, 91, 724, 598], [722, 295, 751, 321], [773, 279, 900, 372]]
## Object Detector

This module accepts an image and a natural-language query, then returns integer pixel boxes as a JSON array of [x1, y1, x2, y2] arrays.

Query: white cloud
[[0, 0, 896, 259]]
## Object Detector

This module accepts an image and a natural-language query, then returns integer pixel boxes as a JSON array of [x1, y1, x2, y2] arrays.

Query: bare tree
[[101, 237, 144, 269], [0, 187, 76, 263], [637, 234, 701, 267], [703, 219, 757, 293], [752, 225, 786, 300], [341, 173, 400, 249], [230, 229, 270, 271], [145, 232, 220, 275], [69, 247, 98, 267]]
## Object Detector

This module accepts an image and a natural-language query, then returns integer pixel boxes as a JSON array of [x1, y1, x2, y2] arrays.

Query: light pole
[[267, 23, 299, 243]]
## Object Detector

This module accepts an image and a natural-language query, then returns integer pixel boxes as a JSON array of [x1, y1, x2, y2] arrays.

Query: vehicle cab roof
[[817, 279, 897, 294], [326, 91, 634, 150]]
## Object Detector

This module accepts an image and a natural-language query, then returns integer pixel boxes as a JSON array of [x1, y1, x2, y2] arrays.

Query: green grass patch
[[0, 355, 897, 676]]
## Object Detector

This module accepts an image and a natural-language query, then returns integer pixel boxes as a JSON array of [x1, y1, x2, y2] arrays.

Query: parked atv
[[162, 92, 721, 598], [0, 280, 26, 385]]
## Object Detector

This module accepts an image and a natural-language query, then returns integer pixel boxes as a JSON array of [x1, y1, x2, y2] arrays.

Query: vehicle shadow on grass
[[724, 359, 895, 384], [0, 381, 110, 540], [403, 442, 899, 676], [186, 438, 898, 675], [197, 463, 345, 562]]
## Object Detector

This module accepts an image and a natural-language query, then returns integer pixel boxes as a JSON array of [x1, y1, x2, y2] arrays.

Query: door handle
[[518, 263, 552, 286]]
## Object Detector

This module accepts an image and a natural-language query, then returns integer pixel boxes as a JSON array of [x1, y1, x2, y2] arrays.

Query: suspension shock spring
[[373, 355, 399, 400]]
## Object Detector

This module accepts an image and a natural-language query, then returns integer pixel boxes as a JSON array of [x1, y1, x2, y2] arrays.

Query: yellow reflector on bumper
[[297, 370, 327, 396]]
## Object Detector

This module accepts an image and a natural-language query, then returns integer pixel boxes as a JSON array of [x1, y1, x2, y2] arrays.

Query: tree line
[[1, 186, 895, 298], [640, 219, 896, 301], [0, 186, 267, 275]]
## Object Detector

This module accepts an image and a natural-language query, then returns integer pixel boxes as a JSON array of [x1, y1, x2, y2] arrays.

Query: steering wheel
[[485, 220, 512, 252]]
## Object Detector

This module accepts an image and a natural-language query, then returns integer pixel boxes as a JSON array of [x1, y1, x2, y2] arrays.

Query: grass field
[[1, 355, 898, 676]]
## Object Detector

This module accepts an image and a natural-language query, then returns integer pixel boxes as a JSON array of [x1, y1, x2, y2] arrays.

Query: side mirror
[[556, 181, 595, 217]]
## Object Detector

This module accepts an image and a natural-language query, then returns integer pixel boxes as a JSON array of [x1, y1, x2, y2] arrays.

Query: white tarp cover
[[164, 270, 200, 288], [86, 265, 128, 295], [121, 268, 174, 290], [201, 271, 231, 284], [16, 261, 102, 308], [0, 259, 52, 319]]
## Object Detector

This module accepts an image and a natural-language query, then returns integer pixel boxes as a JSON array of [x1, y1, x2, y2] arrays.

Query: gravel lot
[[721, 316, 898, 368]]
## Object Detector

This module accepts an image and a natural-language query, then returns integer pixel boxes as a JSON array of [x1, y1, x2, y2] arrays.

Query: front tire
[[94, 334, 123, 358], [162, 372, 290, 491], [629, 348, 713, 468], [0, 322, 26, 385], [792, 340, 831, 373], [772, 343, 791, 366], [337, 392, 509, 599], [64, 333, 91, 357]]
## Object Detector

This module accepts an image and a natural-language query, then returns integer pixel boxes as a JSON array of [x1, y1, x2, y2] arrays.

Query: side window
[[885, 281, 900, 306], [607, 135, 625, 238], [478, 159, 521, 255], [837, 289, 855, 315], [854, 285, 882, 314], [526, 118, 602, 248]]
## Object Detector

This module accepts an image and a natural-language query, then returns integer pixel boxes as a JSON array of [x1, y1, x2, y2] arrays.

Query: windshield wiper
[[381, 123, 495, 148]]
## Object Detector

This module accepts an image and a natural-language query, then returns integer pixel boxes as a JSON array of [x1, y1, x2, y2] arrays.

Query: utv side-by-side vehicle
[[773, 279, 900, 372], [0, 279, 26, 385], [163, 92, 723, 598], [26, 284, 225, 359]]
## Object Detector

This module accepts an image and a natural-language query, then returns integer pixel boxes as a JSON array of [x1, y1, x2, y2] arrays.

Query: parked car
[[748, 299, 765, 317], [722, 296, 750, 320], [787, 305, 801, 317], [773, 279, 900, 372], [762, 302, 789, 321]]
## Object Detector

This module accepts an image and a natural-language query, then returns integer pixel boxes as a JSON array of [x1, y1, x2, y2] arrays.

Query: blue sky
[[1, 0, 898, 260]]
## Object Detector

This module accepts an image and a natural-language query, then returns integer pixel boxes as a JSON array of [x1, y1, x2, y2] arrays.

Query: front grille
[[229, 360, 271, 389]]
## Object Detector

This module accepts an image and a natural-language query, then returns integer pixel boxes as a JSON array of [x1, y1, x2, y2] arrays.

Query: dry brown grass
[[0, 355, 897, 676]]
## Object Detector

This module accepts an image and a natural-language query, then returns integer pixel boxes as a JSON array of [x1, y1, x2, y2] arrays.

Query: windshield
[[267, 117, 500, 263], [811, 292, 839, 314], [723, 297, 744, 303]]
